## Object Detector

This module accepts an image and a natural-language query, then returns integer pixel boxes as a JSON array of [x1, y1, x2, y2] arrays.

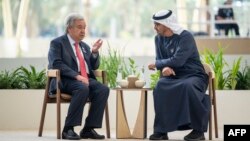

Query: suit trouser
[[61, 78, 109, 128], [225, 23, 240, 36], [216, 23, 240, 36]]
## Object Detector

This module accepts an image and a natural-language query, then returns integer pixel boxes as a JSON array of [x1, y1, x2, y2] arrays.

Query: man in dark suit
[[48, 13, 109, 140], [216, 0, 240, 36]]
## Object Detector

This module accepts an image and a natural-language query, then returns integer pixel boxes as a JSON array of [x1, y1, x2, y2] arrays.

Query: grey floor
[[0, 129, 224, 141]]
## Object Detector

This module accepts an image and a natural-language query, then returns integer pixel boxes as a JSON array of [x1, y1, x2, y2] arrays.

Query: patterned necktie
[[74, 43, 88, 79]]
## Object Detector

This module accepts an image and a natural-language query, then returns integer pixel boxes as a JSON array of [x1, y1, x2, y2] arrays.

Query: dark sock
[[154, 131, 166, 134], [193, 130, 203, 134], [63, 126, 73, 132], [83, 126, 93, 131]]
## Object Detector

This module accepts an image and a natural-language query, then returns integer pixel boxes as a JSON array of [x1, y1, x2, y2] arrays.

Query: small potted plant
[[127, 58, 139, 88], [135, 65, 146, 88]]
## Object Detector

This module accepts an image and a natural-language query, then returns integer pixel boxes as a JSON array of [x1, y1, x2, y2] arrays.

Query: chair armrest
[[47, 69, 60, 78], [94, 70, 103, 77], [94, 70, 108, 85]]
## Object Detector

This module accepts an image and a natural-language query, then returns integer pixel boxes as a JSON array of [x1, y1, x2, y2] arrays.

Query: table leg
[[116, 90, 131, 138], [132, 90, 147, 139]]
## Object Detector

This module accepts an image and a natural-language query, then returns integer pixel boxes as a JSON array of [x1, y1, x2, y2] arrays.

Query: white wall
[[1, 37, 250, 58]]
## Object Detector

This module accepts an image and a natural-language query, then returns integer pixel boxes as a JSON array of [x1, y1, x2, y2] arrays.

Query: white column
[[2, 0, 13, 38], [176, 0, 187, 29], [15, 0, 30, 57], [83, 0, 90, 36]]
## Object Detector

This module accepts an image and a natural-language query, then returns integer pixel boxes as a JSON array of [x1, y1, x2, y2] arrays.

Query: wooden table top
[[112, 87, 152, 91]]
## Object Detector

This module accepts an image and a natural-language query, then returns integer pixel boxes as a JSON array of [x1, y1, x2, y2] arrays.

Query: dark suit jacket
[[48, 34, 100, 93], [218, 7, 234, 19]]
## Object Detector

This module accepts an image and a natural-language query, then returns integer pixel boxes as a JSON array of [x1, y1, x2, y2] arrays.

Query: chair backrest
[[203, 63, 216, 100], [202, 63, 215, 79], [93, 70, 108, 85], [45, 69, 69, 103]]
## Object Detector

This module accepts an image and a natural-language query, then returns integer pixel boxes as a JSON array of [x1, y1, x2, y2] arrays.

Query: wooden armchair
[[38, 69, 110, 139]]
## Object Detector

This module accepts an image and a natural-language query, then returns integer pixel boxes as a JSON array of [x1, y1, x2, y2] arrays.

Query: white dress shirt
[[67, 34, 90, 74]]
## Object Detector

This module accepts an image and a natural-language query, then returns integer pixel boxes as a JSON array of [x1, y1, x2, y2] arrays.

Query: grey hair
[[65, 13, 84, 33]]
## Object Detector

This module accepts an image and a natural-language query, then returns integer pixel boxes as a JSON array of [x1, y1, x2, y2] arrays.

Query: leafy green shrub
[[226, 57, 242, 89], [99, 41, 142, 88], [235, 65, 250, 90], [99, 41, 125, 88], [201, 43, 247, 90], [202, 44, 229, 89], [0, 69, 26, 89], [150, 70, 160, 89], [0, 66, 46, 89], [15, 66, 46, 89]]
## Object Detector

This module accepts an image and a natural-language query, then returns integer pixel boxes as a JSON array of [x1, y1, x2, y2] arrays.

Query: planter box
[[0, 90, 68, 130], [0, 90, 112, 130], [0, 90, 250, 130], [216, 90, 250, 129]]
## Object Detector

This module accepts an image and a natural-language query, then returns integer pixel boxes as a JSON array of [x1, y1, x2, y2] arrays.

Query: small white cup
[[117, 79, 129, 88], [135, 80, 146, 88]]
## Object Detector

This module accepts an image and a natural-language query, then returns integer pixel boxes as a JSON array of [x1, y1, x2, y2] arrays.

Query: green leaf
[[150, 71, 160, 89]]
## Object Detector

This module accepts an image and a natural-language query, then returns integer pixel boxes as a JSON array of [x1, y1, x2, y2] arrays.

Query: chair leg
[[209, 106, 212, 140], [212, 79, 219, 138], [57, 98, 61, 139], [38, 95, 48, 137], [214, 103, 219, 138], [104, 103, 110, 138], [208, 75, 213, 140]]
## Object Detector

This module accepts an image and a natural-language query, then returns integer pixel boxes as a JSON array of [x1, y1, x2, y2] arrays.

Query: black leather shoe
[[62, 129, 80, 140], [80, 128, 105, 139], [184, 130, 205, 141], [149, 132, 168, 140]]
